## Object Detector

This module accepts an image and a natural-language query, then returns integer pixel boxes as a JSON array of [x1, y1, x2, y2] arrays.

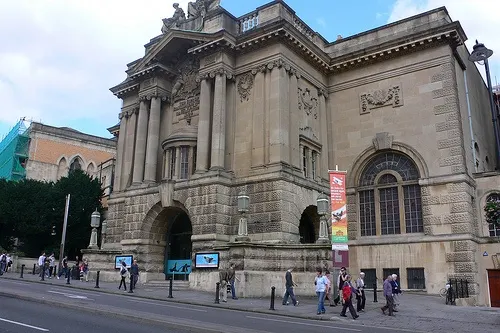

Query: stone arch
[[299, 205, 320, 244], [69, 155, 84, 172], [479, 190, 500, 237], [57, 156, 68, 179], [141, 200, 190, 243], [347, 141, 429, 189], [86, 161, 96, 175]]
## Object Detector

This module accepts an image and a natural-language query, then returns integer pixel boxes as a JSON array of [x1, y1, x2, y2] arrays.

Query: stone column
[[196, 78, 212, 173], [210, 72, 227, 170], [268, 65, 290, 165], [122, 108, 138, 188], [132, 98, 149, 184], [318, 90, 329, 180], [113, 111, 127, 191], [252, 69, 265, 167], [174, 147, 181, 179], [188, 146, 194, 176], [144, 96, 162, 182], [289, 72, 300, 169]]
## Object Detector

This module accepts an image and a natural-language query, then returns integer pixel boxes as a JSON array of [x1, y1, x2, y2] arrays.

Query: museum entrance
[[299, 205, 320, 244], [164, 210, 192, 281]]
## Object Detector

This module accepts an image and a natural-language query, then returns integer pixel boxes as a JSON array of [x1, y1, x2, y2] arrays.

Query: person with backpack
[[118, 261, 129, 291], [340, 275, 359, 319], [314, 267, 327, 315]]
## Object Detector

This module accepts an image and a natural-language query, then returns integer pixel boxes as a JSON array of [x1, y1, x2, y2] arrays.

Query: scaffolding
[[0, 119, 30, 181]]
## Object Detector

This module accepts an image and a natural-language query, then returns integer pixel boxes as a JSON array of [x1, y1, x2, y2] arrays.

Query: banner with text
[[330, 171, 348, 244]]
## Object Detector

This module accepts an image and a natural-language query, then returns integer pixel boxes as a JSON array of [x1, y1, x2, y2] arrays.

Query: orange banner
[[329, 171, 348, 244]]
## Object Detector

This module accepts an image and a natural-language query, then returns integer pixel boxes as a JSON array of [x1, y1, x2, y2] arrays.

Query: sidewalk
[[1, 271, 500, 332]]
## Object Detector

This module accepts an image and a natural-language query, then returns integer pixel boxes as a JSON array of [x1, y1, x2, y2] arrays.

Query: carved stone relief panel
[[297, 80, 320, 144], [359, 84, 403, 114], [172, 57, 201, 125], [237, 72, 254, 102], [298, 87, 318, 119]]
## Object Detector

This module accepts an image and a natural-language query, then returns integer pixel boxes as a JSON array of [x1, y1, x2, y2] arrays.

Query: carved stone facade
[[85, 1, 500, 304]]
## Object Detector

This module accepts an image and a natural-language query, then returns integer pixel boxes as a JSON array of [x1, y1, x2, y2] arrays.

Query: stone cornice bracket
[[111, 83, 140, 99], [318, 88, 328, 99], [359, 84, 403, 115]]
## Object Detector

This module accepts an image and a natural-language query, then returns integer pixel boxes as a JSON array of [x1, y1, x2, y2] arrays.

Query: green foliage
[[484, 198, 500, 231], [0, 170, 103, 258]]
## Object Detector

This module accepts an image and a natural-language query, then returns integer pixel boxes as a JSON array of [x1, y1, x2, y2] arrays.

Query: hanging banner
[[329, 171, 348, 244]]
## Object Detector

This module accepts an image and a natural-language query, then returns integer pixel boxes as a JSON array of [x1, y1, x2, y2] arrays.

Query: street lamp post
[[100, 220, 107, 249], [316, 192, 330, 244], [235, 190, 250, 242], [58, 194, 70, 272], [468, 40, 500, 169], [88, 209, 101, 249]]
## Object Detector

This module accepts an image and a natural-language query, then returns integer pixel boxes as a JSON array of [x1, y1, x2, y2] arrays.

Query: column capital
[[318, 88, 329, 99], [199, 66, 234, 81]]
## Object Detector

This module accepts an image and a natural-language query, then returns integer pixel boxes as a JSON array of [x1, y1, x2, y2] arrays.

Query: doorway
[[164, 210, 192, 281], [487, 269, 500, 307]]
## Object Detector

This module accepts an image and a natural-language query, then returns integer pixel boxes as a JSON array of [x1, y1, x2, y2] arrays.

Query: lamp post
[[88, 209, 101, 249], [100, 220, 107, 249], [58, 194, 70, 272], [468, 40, 500, 170], [316, 192, 330, 244], [235, 190, 250, 242]]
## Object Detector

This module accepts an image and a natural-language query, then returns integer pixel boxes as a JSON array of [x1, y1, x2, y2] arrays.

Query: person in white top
[[323, 270, 333, 306], [38, 252, 46, 279], [6, 254, 12, 272], [314, 267, 327, 315], [356, 272, 366, 312]]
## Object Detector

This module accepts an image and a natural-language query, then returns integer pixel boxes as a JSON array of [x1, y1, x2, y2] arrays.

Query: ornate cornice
[[129, 63, 176, 81], [111, 82, 140, 98]]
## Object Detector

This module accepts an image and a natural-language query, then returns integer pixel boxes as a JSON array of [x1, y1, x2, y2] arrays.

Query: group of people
[[218, 263, 239, 302], [37, 252, 90, 282], [0, 252, 13, 275], [381, 274, 402, 316], [118, 259, 140, 291]]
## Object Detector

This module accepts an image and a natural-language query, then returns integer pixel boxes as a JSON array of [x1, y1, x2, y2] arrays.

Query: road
[[0, 296, 189, 333], [0, 279, 421, 333]]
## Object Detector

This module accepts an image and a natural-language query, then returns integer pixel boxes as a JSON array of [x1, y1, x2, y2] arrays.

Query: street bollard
[[168, 277, 173, 299], [373, 283, 378, 303], [128, 274, 134, 293], [94, 271, 100, 288], [215, 282, 220, 304], [66, 270, 71, 285], [270, 286, 276, 310], [20, 264, 25, 278], [32, 264, 36, 275]]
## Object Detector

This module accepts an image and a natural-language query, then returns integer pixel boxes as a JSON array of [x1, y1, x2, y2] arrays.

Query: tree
[[0, 170, 103, 259], [484, 195, 500, 233]]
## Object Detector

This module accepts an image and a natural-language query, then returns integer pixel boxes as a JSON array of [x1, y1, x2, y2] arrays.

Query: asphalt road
[[0, 279, 417, 333]]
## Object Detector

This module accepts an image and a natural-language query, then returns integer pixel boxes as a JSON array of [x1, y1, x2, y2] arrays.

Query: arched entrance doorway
[[299, 205, 320, 244], [165, 210, 192, 280]]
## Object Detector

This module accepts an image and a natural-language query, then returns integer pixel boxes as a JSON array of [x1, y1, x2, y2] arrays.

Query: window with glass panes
[[180, 146, 189, 179]]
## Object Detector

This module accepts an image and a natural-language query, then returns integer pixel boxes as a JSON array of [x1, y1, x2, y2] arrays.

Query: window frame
[[180, 146, 189, 179], [486, 193, 500, 237]]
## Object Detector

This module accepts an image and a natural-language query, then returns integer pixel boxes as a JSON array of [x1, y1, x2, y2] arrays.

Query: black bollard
[[66, 269, 71, 285], [20, 264, 25, 278], [94, 270, 100, 288], [168, 277, 173, 298], [270, 286, 276, 310], [32, 264, 36, 275], [215, 282, 220, 304], [373, 282, 378, 303], [128, 274, 134, 293]]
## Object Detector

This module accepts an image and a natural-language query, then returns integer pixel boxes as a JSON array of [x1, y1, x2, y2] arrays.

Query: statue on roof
[[161, 3, 186, 34], [187, 0, 220, 19]]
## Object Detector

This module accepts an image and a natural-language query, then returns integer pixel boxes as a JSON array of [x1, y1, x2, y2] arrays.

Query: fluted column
[[188, 146, 194, 176], [144, 96, 162, 182], [174, 147, 181, 179], [319, 90, 329, 180], [113, 111, 127, 191], [132, 98, 149, 184], [196, 78, 212, 173], [210, 72, 227, 170], [122, 108, 138, 188]]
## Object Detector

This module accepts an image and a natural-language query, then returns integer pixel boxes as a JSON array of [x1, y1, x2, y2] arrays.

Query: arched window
[[486, 193, 500, 237], [70, 158, 82, 172], [57, 157, 67, 179], [358, 152, 423, 236]]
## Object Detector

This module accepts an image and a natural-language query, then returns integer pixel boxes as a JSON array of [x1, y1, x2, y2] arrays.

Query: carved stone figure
[[237, 73, 254, 102], [187, 0, 220, 18], [161, 3, 186, 34]]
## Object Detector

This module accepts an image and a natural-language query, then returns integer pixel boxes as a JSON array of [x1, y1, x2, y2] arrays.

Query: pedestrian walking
[[57, 256, 69, 279], [131, 260, 139, 289], [227, 263, 240, 300], [340, 275, 359, 319], [0, 253, 6, 275], [48, 254, 56, 278], [381, 275, 395, 316], [219, 269, 229, 303], [334, 266, 347, 305], [356, 272, 366, 312], [282, 268, 299, 306], [314, 267, 327, 315], [323, 270, 333, 306], [38, 252, 46, 279], [391, 274, 401, 311], [118, 261, 129, 291], [6, 254, 12, 272], [81, 258, 89, 282]]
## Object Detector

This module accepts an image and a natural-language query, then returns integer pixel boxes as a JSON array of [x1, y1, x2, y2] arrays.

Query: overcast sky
[[0, 0, 498, 139]]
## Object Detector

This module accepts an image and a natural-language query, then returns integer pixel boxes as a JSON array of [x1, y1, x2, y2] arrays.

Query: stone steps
[[144, 280, 190, 290]]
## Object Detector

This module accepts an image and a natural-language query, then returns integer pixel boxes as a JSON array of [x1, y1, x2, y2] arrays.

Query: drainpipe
[[464, 70, 478, 173]]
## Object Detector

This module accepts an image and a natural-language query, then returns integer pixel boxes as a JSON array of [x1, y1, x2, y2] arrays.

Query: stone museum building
[[85, 0, 500, 306]]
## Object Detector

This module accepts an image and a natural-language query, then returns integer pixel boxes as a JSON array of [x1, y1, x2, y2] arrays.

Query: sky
[[0, 0, 499, 140]]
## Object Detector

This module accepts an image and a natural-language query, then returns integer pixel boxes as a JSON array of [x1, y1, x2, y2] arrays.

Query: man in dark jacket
[[282, 268, 299, 306], [381, 275, 394, 316]]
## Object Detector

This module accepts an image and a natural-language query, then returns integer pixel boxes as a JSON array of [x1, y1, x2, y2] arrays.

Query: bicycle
[[439, 283, 450, 298]]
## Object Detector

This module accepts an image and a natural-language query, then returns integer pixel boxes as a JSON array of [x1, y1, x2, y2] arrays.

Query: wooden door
[[487, 270, 500, 307]]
